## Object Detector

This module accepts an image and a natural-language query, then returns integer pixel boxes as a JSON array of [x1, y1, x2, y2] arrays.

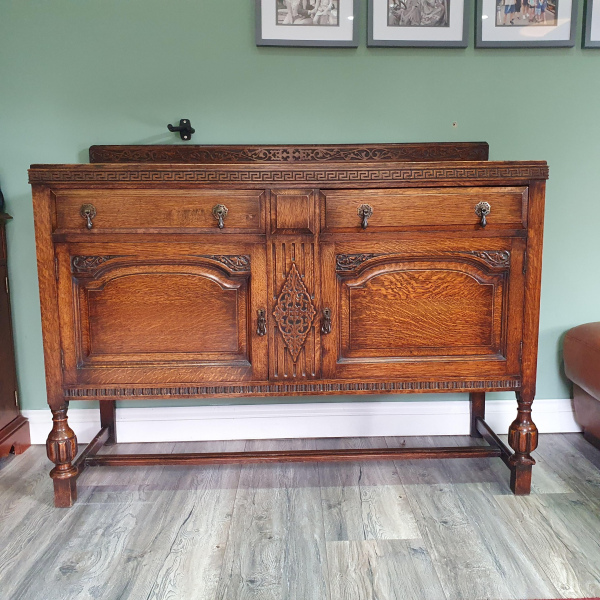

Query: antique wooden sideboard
[[29, 142, 547, 507]]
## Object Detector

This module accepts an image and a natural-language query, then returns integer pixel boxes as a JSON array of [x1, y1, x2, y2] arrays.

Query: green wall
[[1, 0, 598, 411]]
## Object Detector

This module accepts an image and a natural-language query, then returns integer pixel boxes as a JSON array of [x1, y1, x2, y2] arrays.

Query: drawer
[[321, 187, 527, 232], [54, 189, 265, 233]]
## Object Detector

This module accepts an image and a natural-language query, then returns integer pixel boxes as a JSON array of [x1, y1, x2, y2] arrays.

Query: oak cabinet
[[29, 143, 547, 507]]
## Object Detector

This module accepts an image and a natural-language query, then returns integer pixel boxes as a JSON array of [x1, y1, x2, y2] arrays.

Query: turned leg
[[100, 400, 117, 446], [508, 391, 538, 495], [470, 392, 485, 438], [46, 404, 78, 508]]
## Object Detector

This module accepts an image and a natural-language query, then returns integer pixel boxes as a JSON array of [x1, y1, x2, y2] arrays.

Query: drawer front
[[54, 189, 265, 233], [321, 187, 527, 232]]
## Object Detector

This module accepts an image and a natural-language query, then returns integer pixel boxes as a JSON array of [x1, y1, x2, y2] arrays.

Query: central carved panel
[[273, 262, 316, 362]]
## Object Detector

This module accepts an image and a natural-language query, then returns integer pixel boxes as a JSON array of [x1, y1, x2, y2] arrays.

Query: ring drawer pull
[[213, 204, 229, 229], [80, 204, 97, 230], [257, 309, 267, 337], [321, 308, 332, 335], [358, 204, 373, 230], [475, 202, 491, 227]]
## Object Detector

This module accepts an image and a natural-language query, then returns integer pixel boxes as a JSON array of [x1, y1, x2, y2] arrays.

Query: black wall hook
[[167, 119, 195, 141]]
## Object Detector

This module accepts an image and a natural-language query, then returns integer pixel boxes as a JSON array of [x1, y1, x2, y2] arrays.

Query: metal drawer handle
[[357, 204, 373, 230], [80, 204, 97, 230], [213, 204, 229, 229], [321, 308, 332, 335], [475, 202, 491, 227], [257, 309, 267, 337]]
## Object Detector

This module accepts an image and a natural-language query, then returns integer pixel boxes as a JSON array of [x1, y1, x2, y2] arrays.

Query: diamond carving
[[273, 263, 316, 362]]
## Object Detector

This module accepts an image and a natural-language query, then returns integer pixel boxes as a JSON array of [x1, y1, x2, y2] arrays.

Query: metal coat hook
[[167, 119, 195, 141]]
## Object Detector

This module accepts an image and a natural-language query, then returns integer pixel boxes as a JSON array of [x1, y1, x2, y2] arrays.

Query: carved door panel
[[321, 239, 526, 385], [56, 242, 268, 386]]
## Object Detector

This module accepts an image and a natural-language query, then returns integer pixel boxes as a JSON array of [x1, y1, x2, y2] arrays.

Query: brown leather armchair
[[564, 322, 600, 448]]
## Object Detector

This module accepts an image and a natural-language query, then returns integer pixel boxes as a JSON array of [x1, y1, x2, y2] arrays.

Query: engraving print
[[273, 262, 317, 362], [278, 0, 340, 25]]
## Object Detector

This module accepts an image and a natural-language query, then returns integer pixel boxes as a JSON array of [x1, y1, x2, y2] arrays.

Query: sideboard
[[29, 142, 547, 507]]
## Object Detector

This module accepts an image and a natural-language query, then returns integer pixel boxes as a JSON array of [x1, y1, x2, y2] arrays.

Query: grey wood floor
[[0, 434, 599, 600]]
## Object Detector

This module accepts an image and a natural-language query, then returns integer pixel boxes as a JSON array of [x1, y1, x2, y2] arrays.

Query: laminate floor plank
[[215, 439, 330, 600], [317, 438, 420, 542], [563, 432, 600, 470], [327, 540, 447, 600], [495, 493, 600, 598], [143, 441, 245, 600], [533, 433, 600, 507]]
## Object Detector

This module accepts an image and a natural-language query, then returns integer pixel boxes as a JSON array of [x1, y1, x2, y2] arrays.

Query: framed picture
[[584, 0, 600, 47], [256, 0, 359, 47], [368, 0, 470, 47], [476, 0, 578, 46]]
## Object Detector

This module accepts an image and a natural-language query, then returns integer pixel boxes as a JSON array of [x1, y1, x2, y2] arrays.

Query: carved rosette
[[46, 406, 78, 480], [273, 263, 316, 362]]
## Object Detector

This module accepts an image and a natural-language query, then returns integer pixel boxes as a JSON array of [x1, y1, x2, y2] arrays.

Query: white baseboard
[[22, 398, 581, 445]]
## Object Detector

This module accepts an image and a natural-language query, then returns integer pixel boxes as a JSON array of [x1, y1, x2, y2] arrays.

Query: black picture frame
[[476, 0, 578, 47], [368, 0, 470, 47], [584, 0, 600, 46], [256, 0, 359, 47]]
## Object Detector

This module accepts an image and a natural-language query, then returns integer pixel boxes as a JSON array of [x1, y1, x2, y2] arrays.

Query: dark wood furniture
[[29, 142, 547, 507], [0, 211, 31, 458], [564, 323, 600, 449]]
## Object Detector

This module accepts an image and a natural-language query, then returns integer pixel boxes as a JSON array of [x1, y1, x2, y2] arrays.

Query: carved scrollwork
[[336, 254, 381, 272], [273, 262, 316, 362], [464, 251, 511, 268], [198, 255, 251, 272], [71, 256, 124, 273], [88, 143, 490, 164]]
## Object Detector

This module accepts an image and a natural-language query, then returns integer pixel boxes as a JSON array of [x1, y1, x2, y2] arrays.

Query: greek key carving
[[29, 164, 549, 184]]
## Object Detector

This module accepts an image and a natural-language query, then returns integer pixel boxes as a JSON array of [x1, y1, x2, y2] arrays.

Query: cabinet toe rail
[[73, 417, 511, 472]]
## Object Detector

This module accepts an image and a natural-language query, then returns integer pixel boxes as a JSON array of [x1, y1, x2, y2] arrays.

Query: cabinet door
[[56, 242, 268, 386], [321, 239, 525, 384]]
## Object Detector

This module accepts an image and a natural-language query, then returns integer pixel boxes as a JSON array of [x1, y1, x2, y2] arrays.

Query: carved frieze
[[273, 262, 316, 362], [64, 378, 522, 399], [89, 143, 490, 164], [29, 164, 549, 184]]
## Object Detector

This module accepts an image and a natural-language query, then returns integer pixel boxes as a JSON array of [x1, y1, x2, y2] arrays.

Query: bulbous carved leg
[[508, 392, 538, 495], [47, 404, 78, 508]]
